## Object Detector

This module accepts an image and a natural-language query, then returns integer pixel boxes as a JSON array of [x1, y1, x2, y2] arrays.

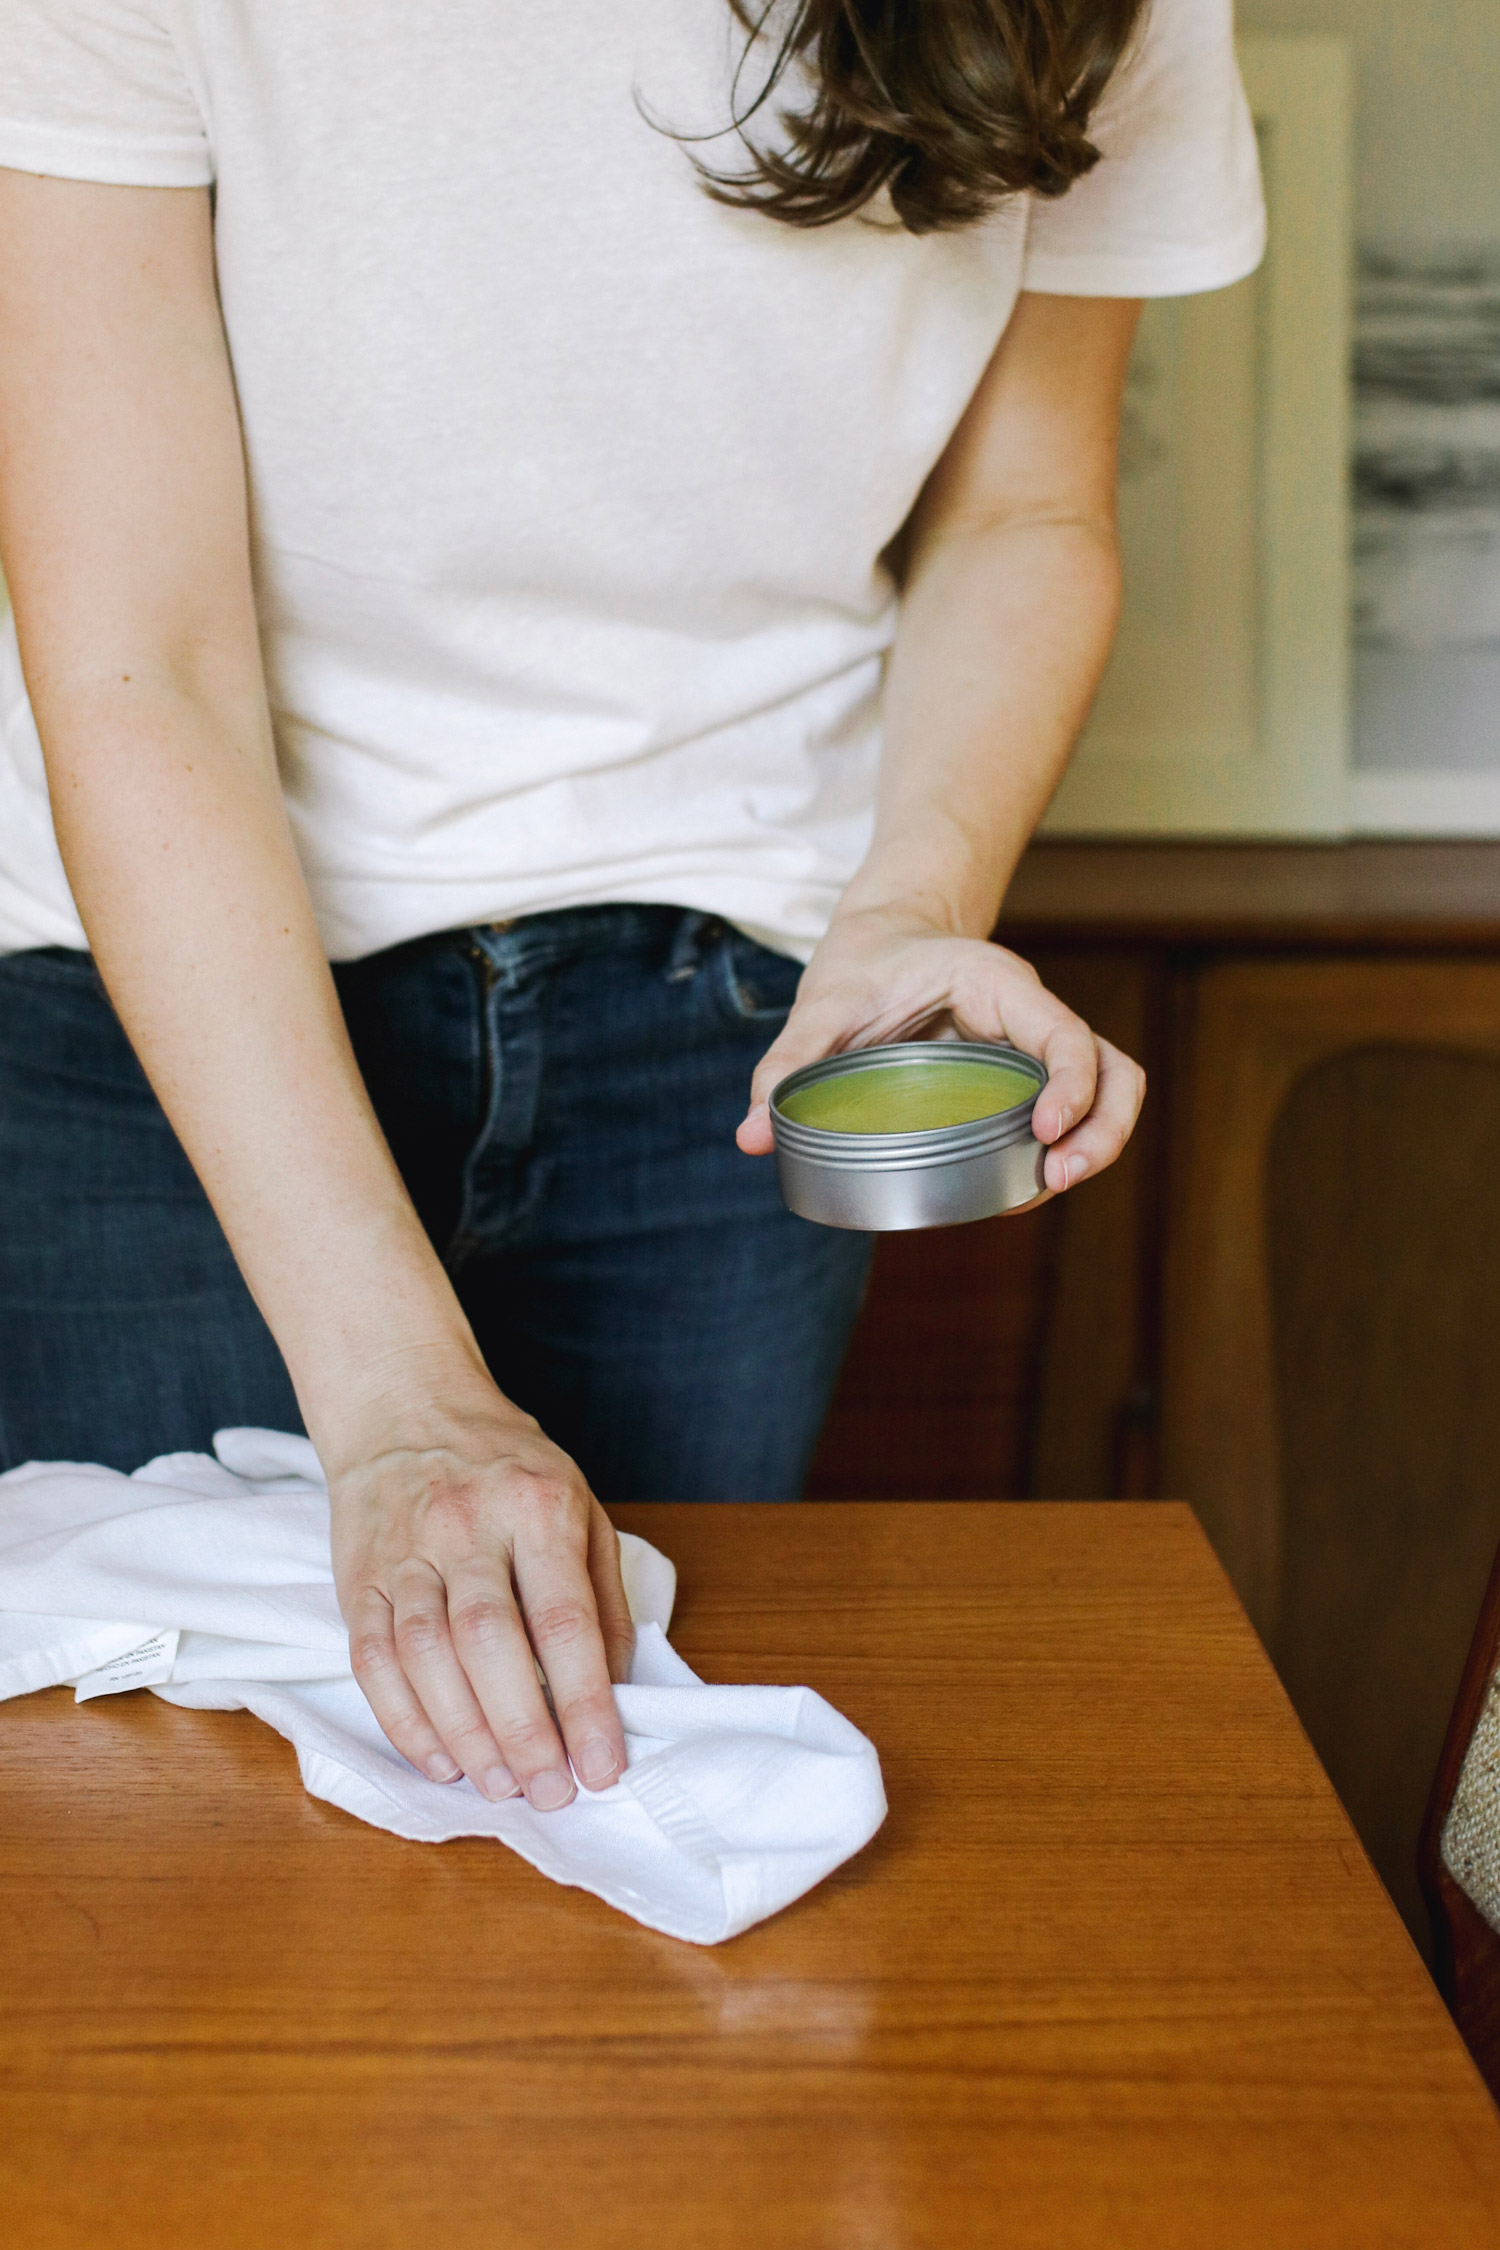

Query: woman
[[0, 1, 1262, 1812]]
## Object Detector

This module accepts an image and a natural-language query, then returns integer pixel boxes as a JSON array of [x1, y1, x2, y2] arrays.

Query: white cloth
[[0, 0, 1264, 962], [0, 1428, 886, 1944]]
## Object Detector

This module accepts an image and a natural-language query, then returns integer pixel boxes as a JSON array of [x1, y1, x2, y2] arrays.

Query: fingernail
[[426, 1752, 462, 1784], [481, 1763, 520, 1802], [528, 1768, 576, 1812], [576, 1737, 620, 1790], [1056, 1157, 1071, 1192]]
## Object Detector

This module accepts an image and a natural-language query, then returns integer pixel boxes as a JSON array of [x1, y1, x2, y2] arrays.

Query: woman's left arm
[[738, 292, 1146, 1192]]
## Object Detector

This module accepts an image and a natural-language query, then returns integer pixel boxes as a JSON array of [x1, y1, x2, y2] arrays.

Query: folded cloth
[[0, 1429, 885, 1943]]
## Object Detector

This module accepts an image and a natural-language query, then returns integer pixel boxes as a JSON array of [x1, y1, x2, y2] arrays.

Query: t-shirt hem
[[0, 119, 212, 188], [1021, 214, 1267, 300], [298, 867, 843, 967], [0, 879, 88, 955]]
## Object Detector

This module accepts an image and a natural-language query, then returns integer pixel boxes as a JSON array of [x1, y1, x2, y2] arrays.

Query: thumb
[[736, 994, 854, 1156]]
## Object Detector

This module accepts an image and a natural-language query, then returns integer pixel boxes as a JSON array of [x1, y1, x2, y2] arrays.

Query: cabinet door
[[1042, 37, 1351, 837], [1162, 955, 1500, 1953]]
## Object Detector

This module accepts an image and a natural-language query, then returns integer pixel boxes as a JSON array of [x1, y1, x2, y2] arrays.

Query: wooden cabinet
[[808, 841, 1500, 1956]]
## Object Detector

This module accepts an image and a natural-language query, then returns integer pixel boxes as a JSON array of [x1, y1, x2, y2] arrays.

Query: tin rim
[[770, 1041, 1045, 1165]]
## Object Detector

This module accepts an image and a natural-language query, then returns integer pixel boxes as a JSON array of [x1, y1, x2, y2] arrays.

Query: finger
[[748, 975, 961, 1112], [1041, 1039, 1146, 1191], [437, 1558, 584, 1810], [1030, 1017, 1101, 1150], [737, 990, 899, 1155], [389, 1560, 527, 1804], [949, 955, 1101, 1146], [736, 1102, 776, 1156], [589, 1503, 636, 1686], [736, 1008, 841, 1155], [346, 1584, 481, 1789], [512, 1509, 629, 1794]]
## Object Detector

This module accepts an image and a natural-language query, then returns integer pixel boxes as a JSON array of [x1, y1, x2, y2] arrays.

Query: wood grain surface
[[1000, 838, 1500, 949], [2, 1502, 1498, 2248]]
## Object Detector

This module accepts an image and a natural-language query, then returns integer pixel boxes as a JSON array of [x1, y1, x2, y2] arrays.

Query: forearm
[[41, 672, 489, 1460], [0, 171, 488, 1461], [740, 296, 1141, 1159], [40, 674, 634, 1796], [739, 511, 1141, 1169], [839, 508, 1121, 937], [0, 167, 628, 1799]]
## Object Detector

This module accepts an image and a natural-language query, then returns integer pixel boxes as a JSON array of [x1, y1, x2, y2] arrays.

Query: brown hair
[[689, 0, 1150, 236]]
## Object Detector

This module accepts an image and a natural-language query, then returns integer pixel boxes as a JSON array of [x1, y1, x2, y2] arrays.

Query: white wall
[[1239, 0, 1500, 260]]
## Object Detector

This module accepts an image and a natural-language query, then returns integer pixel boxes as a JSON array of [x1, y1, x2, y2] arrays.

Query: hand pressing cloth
[[0, 1429, 885, 1944]]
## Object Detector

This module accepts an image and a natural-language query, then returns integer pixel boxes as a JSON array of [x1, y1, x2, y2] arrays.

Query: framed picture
[[1042, 35, 1354, 838], [1349, 253, 1500, 832]]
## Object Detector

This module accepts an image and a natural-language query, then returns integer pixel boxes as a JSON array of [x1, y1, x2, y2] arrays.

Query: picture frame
[[1042, 35, 1354, 839], [1349, 248, 1500, 833]]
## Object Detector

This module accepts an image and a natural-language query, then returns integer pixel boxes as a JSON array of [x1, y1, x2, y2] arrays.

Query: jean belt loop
[[466, 916, 518, 990], [666, 909, 717, 984]]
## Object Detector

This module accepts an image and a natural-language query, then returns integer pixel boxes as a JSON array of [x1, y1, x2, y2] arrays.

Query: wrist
[[831, 838, 1008, 945], [278, 1217, 520, 1475], [311, 1338, 534, 1485]]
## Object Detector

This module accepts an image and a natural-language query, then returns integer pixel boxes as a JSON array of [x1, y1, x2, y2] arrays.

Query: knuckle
[[393, 1609, 448, 1665], [444, 1712, 500, 1761], [511, 1468, 585, 1527], [447, 1593, 513, 1651], [557, 1683, 622, 1735], [496, 1716, 561, 1768], [993, 943, 1039, 984], [526, 1597, 596, 1650], [605, 1611, 635, 1656], [380, 1712, 432, 1759], [607, 1638, 635, 1686], [420, 1483, 482, 1543], [348, 1628, 397, 1680]]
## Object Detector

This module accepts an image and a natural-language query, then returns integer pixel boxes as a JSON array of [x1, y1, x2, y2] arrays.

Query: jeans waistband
[[387, 902, 732, 989]]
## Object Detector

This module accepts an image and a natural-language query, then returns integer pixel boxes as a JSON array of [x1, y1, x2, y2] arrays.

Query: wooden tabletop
[[1000, 839, 1500, 949], [4, 1501, 1498, 2248]]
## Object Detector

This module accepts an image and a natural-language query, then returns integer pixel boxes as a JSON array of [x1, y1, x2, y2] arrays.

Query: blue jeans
[[0, 908, 872, 1496]]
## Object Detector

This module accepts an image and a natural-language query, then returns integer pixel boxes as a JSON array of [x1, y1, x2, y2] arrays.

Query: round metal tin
[[770, 1040, 1048, 1232]]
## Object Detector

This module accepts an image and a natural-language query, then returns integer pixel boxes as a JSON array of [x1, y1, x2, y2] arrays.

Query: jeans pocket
[[711, 930, 803, 1025]]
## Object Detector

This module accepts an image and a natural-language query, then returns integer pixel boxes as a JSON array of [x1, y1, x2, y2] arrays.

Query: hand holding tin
[[736, 909, 1145, 1200]]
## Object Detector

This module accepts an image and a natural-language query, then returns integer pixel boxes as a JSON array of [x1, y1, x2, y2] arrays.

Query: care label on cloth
[[73, 1628, 180, 1702]]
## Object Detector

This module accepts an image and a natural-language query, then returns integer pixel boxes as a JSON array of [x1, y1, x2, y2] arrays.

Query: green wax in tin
[[779, 1058, 1038, 1135]]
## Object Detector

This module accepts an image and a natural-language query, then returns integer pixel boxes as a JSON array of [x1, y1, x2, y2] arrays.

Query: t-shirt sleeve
[[0, 0, 211, 187], [1021, 0, 1264, 299]]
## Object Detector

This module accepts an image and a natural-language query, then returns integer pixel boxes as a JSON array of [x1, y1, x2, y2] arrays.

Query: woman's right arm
[[0, 171, 630, 1809]]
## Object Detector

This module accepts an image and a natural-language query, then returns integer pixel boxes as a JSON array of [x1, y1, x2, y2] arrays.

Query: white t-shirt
[[0, 0, 1263, 962]]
